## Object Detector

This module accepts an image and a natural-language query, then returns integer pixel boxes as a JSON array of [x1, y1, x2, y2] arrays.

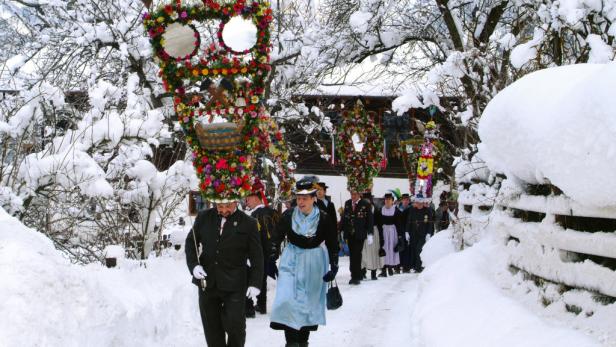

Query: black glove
[[266, 258, 278, 279], [322, 264, 338, 282], [378, 248, 386, 257]]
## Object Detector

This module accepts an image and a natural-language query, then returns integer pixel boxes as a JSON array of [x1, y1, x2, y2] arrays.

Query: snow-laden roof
[[478, 63, 616, 208]]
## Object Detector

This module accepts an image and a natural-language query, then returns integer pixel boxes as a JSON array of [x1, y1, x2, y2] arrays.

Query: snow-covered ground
[[1, 206, 609, 346]]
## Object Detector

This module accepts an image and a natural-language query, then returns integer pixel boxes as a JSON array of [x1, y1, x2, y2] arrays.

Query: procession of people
[[185, 175, 456, 346]]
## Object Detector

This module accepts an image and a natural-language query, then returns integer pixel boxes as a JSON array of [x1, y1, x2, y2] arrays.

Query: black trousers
[[348, 237, 365, 280], [284, 328, 310, 343], [410, 233, 427, 271], [198, 287, 246, 347], [256, 269, 267, 310]]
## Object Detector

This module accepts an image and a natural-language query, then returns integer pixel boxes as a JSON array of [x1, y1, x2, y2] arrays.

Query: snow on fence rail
[[458, 181, 616, 301]]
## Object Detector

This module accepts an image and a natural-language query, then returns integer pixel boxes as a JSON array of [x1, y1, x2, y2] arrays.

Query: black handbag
[[326, 279, 343, 310]]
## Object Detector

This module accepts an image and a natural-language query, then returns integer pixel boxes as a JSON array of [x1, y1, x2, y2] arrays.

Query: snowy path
[[247, 257, 419, 347], [180, 257, 420, 347]]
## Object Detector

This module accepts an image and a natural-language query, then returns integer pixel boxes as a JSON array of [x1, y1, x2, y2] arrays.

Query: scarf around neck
[[292, 206, 320, 237]]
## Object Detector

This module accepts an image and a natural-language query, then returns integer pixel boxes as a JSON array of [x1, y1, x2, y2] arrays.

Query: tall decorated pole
[[412, 121, 440, 202], [143, 0, 292, 204], [336, 100, 384, 193]]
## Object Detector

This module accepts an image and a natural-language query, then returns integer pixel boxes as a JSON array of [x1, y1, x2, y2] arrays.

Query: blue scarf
[[292, 206, 320, 237]]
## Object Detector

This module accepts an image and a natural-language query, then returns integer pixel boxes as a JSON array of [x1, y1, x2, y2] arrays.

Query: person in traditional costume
[[376, 193, 404, 277], [406, 194, 435, 272], [185, 199, 263, 347], [340, 189, 373, 285], [269, 176, 339, 347], [396, 193, 413, 273], [360, 192, 383, 280], [244, 178, 279, 316]]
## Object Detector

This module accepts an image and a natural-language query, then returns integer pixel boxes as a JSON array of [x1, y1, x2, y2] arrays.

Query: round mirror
[[162, 22, 199, 59], [351, 133, 365, 152], [221, 16, 258, 54]]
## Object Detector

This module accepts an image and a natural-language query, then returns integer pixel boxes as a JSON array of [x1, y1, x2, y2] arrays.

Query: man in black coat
[[340, 190, 373, 285], [406, 199, 435, 273], [315, 182, 337, 227], [398, 193, 413, 273], [185, 200, 264, 347], [244, 179, 279, 315]]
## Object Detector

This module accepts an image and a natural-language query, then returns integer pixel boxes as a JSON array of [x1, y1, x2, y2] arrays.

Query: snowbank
[[478, 63, 616, 208], [0, 207, 197, 347], [420, 228, 456, 268], [413, 236, 601, 347]]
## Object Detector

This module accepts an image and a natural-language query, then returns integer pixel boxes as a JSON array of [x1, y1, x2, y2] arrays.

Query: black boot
[[371, 270, 378, 280], [387, 267, 394, 276], [378, 268, 387, 277], [362, 268, 367, 280], [395, 266, 401, 274]]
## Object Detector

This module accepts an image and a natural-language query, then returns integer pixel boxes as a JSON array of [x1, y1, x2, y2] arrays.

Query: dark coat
[[340, 198, 374, 241], [250, 205, 279, 261], [315, 196, 337, 228], [271, 208, 339, 267], [406, 206, 435, 237], [185, 208, 264, 291]]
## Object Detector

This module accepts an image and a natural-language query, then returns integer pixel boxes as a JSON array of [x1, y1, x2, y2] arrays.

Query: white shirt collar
[[247, 204, 265, 213]]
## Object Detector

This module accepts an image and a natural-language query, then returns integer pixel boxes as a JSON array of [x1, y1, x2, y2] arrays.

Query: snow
[[586, 35, 614, 63], [414, 234, 602, 347], [103, 245, 125, 259], [0, 204, 608, 346], [349, 11, 373, 34], [510, 28, 544, 68], [478, 63, 616, 208]]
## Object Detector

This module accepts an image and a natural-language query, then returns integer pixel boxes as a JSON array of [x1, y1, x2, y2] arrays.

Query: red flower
[[215, 159, 229, 170], [242, 182, 251, 190], [215, 183, 226, 193]]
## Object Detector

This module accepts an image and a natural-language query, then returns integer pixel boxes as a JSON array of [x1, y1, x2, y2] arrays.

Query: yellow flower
[[251, 95, 259, 104], [156, 17, 164, 23], [192, 69, 199, 77], [240, 67, 248, 73], [221, 68, 228, 75], [201, 68, 209, 75]]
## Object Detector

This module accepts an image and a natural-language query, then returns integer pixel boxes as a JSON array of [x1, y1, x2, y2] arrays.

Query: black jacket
[[250, 205, 279, 261], [340, 198, 373, 241], [315, 197, 337, 227], [406, 206, 435, 237], [185, 208, 264, 291], [271, 208, 339, 267]]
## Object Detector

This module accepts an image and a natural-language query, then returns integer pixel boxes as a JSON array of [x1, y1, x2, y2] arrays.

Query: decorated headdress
[[143, 1, 292, 203], [388, 188, 401, 200], [248, 177, 268, 205], [412, 120, 439, 203], [336, 100, 385, 192]]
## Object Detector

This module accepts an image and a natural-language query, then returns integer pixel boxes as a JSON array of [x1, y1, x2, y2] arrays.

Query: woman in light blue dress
[[269, 177, 339, 347]]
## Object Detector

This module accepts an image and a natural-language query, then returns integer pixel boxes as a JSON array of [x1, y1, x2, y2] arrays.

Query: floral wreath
[[143, 0, 291, 202], [336, 100, 384, 192]]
